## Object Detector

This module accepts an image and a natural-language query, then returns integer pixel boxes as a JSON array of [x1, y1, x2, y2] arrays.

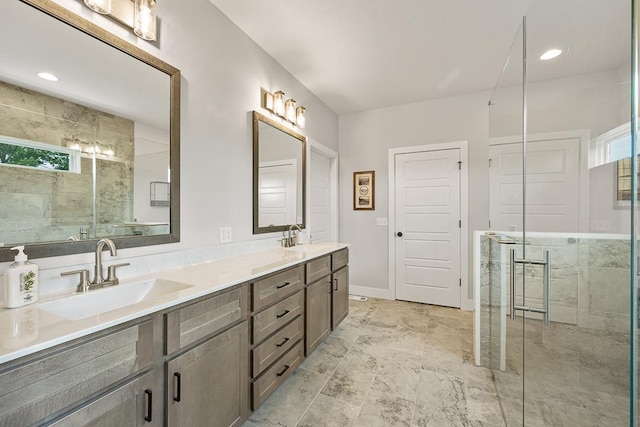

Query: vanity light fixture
[[540, 48, 562, 61], [262, 89, 307, 128], [84, 0, 112, 15], [82, 0, 157, 41]]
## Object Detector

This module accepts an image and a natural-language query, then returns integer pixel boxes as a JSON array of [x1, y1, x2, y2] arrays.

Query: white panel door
[[310, 151, 332, 242], [395, 149, 461, 308], [258, 160, 296, 227], [489, 138, 579, 232]]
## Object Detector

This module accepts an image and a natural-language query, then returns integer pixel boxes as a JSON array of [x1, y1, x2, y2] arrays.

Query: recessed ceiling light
[[37, 72, 59, 81], [539, 49, 563, 61]]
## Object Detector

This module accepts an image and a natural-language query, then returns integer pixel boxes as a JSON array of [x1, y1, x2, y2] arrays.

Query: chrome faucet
[[60, 238, 129, 293], [285, 224, 302, 248], [93, 238, 129, 287]]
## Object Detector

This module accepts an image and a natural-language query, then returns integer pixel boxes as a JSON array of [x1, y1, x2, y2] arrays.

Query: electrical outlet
[[376, 217, 388, 226], [219, 227, 232, 243]]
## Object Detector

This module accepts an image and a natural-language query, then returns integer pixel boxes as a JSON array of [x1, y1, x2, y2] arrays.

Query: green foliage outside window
[[0, 142, 70, 171]]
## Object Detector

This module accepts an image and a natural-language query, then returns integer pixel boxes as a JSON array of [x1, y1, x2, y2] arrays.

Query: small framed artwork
[[353, 170, 375, 210]]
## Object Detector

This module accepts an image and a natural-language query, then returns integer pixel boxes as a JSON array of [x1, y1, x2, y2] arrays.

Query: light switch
[[219, 227, 232, 243], [376, 217, 388, 226]]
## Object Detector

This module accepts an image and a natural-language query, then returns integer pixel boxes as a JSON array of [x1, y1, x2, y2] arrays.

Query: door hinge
[[457, 161, 462, 170], [459, 278, 462, 287], [489, 158, 492, 168], [458, 219, 462, 228], [489, 220, 491, 228]]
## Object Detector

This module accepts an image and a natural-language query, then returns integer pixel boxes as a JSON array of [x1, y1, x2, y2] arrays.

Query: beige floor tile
[[354, 389, 415, 427], [297, 394, 360, 427]]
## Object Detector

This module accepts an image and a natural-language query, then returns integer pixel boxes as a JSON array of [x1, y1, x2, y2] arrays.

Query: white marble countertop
[[0, 243, 348, 364]]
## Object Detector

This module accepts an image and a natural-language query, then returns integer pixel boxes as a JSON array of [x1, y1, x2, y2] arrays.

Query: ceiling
[[209, 0, 630, 115]]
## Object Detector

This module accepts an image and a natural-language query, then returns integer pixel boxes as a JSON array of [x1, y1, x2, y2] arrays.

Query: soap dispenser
[[4, 246, 39, 308]]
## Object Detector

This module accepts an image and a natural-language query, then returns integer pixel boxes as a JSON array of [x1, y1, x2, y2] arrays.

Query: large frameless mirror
[[0, 0, 181, 261], [253, 111, 306, 234]]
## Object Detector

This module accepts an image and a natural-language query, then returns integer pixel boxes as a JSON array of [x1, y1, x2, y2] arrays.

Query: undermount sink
[[38, 278, 194, 320]]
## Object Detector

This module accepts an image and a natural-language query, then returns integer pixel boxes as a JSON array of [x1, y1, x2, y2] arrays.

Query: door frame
[[307, 138, 339, 242], [489, 129, 590, 233], [388, 141, 471, 310]]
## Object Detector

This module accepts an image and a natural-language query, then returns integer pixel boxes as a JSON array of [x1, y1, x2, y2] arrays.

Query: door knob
[[396, 232, 403, 237]]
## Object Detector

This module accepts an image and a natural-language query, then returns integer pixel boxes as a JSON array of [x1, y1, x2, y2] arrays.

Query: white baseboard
[[349, 285, 394, 300]]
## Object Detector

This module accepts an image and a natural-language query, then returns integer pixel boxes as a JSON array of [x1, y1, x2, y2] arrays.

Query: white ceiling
[[209, 0, 630, 115]]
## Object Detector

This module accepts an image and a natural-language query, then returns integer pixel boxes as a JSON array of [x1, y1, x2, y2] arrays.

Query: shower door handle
[[509, 249, 550, 325]]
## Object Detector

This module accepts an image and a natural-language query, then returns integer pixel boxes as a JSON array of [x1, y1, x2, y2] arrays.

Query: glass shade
[[285, 99, 296, 123], [296, 106, 306, 128], [273, 91, 285, 116], [134, 0, 157, 41], [84, 0, 111, 14]]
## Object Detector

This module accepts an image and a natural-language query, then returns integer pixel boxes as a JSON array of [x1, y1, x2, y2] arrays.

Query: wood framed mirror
[[0, 0, 181, 261], [253, 111, 306, 234]]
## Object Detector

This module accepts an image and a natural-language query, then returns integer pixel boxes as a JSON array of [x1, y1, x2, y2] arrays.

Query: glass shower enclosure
[[480, 0, 638, 424]]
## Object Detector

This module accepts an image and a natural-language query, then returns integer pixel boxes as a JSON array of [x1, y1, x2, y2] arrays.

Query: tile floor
[[243, 297, 506, 427], [494, 319, 630, 426]]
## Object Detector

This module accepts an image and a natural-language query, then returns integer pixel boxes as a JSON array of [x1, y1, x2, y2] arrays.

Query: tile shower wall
[[0, 81, 134, 244], [478, 232, 631, 339], [516, 234, 631, 333]]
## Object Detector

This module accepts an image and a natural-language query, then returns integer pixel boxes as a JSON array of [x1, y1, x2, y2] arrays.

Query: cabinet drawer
[[252, 291, 303, 344], [252, 265, 304, 312], [0, 320, 153, 426], [332, 248, 349, 271], [252, 315, 303, 377], [166, 285, 248, 355], [49, 372, 154, 427], [252, 341, 304, 410], [306, 255, 331, 284]]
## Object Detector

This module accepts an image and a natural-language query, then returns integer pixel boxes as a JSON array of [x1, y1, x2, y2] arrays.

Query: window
[[617, 157, 634, 201], [0, 135, 80, 173]]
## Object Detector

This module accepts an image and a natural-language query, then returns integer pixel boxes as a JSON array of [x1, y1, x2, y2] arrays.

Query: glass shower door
[[488, 1, 636, 425], [487, 18, 526, 426], [521, 0, 633, 425]]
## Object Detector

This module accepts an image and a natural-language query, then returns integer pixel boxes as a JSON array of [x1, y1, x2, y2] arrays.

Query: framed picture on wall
[[353, 170, 375, 210]]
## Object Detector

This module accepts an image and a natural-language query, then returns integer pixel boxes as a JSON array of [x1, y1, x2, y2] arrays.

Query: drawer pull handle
[[173, 372, 182, 402], [334, 278, 339, 291], [144, 389, 152, 422], [276, 337, 290, 347], [276, 365, 290, 377], [276, 281, 291, 289], [276, 310, 290, 318]]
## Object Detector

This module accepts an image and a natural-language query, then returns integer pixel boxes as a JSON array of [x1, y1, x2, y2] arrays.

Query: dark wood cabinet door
[[305, 277, 331, 355], [332, 266, 349, 329], [166, 322, 248, 427]]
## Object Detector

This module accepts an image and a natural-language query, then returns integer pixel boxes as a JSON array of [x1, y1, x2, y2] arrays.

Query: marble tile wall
[[479, 233, 631, 336], [0, 81, 134, 245]]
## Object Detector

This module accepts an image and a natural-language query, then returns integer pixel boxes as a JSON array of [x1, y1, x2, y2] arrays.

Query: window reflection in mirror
[[0, 0, 180, 261]]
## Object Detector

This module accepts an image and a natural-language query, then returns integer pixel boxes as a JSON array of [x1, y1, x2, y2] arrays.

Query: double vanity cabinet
[[0, 246, 348, 426]]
